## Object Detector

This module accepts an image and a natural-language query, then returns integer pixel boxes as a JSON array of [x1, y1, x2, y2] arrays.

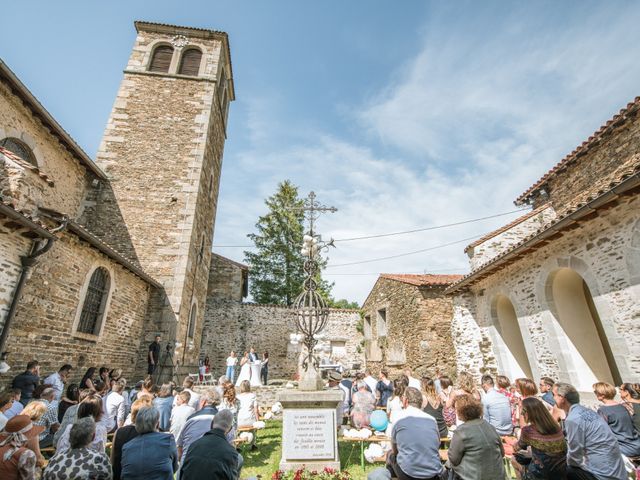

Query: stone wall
[[87, 24, 234, 367], [1, 231, 151, 387], [208, 253, 247, 302], [451, 194, 640, 387], [200, 300, 363, 381], [362, 277, 458, 378], [467, 206, 557, 270], [528, 100, 640, 211], [0, 224, 32, 334], [0, 81, 90, 218]]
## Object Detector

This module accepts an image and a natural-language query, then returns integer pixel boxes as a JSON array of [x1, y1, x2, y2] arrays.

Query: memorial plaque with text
[[283, 409, 336, 460]]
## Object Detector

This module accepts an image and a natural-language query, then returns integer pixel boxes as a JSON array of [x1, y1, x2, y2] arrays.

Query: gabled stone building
[[361, 274, 462, 377], [446, 96, 640, 391], [201, 254, 364, 380], [0, 21, 235, 385]]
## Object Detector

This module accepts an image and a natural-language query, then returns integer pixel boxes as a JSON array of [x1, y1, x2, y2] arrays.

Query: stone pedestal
[[277, 389, 342, 471]]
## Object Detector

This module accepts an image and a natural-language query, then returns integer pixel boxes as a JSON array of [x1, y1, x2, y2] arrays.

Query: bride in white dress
[[235, 352, 251, 386]]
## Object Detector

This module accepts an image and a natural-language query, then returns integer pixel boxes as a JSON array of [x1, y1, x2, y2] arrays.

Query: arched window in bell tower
[[149, 45, 174, 73], [178, 48, 202, 76]]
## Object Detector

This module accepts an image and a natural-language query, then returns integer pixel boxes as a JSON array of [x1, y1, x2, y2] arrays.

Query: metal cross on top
[[298, 191, 337, 236]]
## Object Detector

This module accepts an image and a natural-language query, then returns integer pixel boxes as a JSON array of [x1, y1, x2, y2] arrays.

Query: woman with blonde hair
[[422, 376, 448, 438], [237, 380, 259, 450], [1, 403, 46, 469], [593, 381, 640, 458], [446, 371, 481, 413]]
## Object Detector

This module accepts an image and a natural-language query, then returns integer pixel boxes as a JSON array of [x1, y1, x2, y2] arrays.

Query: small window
[[364, 315, 372, 340], [0, 137, 37, 166], [377, 309, 387, 337], [77, 267, 110, 335], [178, 48, 202, 76], [149, 45, 174, 73], [187, 304, 197, 339]]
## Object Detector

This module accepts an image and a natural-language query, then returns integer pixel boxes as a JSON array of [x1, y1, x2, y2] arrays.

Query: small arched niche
[[491, 294, 533, 380], [548, 268, 621, 390]]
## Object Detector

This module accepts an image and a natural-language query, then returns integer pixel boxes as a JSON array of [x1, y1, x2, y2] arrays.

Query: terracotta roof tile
[[0, 146, 55, 186], [447, 163, 640, 293], [516, 96, 640, 205], [464, 205, 551, 252], [0, 197, 53, 235], [380, 273, 464, 287]]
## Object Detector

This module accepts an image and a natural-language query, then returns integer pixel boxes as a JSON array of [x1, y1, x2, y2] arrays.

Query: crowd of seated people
[[336, 367, 640, 480], [0, 360, 255, 480]]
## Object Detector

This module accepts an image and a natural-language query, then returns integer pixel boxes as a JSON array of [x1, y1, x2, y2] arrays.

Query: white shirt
[[169, 404, 195, 439], [364, 375, 378, 394], [185, 388, 201, 410], [408, 376, 421, 390], [0, 412, 8, 431], [226, 356, 238, 367], [105, 391, 126, 427], [44, 372, 65, 401], [237, 392, 257, 426]]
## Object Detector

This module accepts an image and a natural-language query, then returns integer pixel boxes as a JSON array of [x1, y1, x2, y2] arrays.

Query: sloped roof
[[1, 146, 55, 186], [464, 205, 550, 252], [0, 59, 107, 180], [380, 273, 464, 287], [447, 163, 640, 294], [516, 96, 640, 205], [211, 252, 249, 270]]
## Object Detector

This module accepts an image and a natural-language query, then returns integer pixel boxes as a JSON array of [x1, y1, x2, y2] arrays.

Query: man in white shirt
[[363, 369, 378, 394], [404, 367, 421, 390], [181, 377, 201, 411], [44, 364, 72, 402], [170, 390, 195, 439], [104, 379, 126, 431]]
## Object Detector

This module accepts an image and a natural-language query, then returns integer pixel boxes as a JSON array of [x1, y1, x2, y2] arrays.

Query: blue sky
[[2, 1, 640, 303]]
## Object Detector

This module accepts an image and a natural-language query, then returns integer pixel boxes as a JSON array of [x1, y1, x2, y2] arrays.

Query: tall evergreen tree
[[245, 180, 333, 305]]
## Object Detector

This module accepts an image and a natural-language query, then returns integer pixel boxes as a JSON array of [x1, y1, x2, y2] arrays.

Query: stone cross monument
[[277, 191, 343, 471]]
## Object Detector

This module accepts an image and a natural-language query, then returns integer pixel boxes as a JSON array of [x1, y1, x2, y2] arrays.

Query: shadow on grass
[[242, 421, 383, 480]]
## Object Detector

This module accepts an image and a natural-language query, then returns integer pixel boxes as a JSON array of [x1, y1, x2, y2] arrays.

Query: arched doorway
[[492, 295, 533, 380], [548, 268, 621, 390]]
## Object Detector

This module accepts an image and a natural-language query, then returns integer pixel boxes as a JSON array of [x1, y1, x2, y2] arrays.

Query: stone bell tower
[[93, 21, 234, 368]]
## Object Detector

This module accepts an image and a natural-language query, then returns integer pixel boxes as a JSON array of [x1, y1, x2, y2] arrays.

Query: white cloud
[[214, 2, 640, 304]]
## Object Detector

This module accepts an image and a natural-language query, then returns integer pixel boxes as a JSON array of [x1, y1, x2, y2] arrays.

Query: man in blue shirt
[[553, 382, 626, 480], [177, 389, 220, 463], [369, 387, 443, 480], [11, 360, 40, 405], [539, 377, 556, 407], [481, 374, 513, 435]]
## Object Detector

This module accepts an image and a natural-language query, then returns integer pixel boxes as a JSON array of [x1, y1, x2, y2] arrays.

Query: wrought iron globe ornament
[[290, 192, 337, 390]]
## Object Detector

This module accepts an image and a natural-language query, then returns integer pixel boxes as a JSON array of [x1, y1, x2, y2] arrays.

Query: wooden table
[[341, 434, 390, 471]]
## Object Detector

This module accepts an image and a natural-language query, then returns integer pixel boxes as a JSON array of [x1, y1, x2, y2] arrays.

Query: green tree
[[327, 298, 360, 309], [244, 180, 333, 305]]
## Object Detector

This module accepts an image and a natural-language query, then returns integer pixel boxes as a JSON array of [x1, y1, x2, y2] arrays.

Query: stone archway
[[545, 266, 622, 390], [490, 295, 534, 380]]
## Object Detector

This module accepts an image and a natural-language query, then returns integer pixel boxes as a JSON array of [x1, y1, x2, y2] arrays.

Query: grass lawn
[[241, 420, 381, 480]]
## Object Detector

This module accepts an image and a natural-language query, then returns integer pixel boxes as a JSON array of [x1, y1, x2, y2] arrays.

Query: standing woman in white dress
[[235, 352, 251, 386]]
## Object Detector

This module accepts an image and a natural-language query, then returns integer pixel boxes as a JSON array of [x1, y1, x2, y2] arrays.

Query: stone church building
[[446, 96, 640, 391], [0, 21, 235, 384]]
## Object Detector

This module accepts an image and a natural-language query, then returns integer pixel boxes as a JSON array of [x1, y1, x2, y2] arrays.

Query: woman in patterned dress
[[509, 397, 567, 480]]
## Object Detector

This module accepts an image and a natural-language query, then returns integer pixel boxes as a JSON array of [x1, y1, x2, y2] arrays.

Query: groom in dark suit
[[248, 347, 258, 362]]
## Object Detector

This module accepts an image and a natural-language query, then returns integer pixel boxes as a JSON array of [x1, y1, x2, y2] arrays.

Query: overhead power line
[[325, 234, 482, 268], [213, 208, 527, 248], [333, 209, 524, 242]]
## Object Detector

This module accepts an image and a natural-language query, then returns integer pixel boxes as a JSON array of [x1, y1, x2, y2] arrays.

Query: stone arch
[[489, 294, 534, 380], [537, 256, 626, 390], [0, 127, 43, 168]]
